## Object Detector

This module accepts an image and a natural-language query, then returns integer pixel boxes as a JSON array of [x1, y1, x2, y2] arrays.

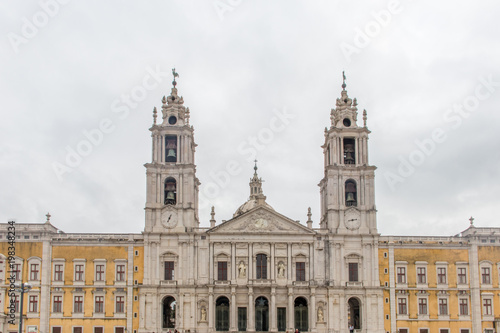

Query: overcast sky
[[1, 0, 499, 236]]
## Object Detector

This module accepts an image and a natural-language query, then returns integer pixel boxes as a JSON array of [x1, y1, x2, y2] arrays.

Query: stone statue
[[201, 307, 206, 321], [278, 261, 285, 278], [238, 261, 246, 277], [317, 307, 324, 322]]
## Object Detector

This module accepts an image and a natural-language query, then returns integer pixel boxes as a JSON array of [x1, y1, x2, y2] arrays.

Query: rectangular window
[[116, 296, 125, 313], [483, 298, 492, 315], [29, 295, 38, 312], [399, 329, 408, 333], [256, 254, 267, 279], [75, 264, 84, 281], [439, 330, 449, 333], [115, 328, 125, 333], [417, 267, 426, 284], [218, 262, 228, 281], [348, 263, 358, 282], [460, 329, 469, 333], [418, 298, 427, 315], [13, 294, 19, 312], [74, 296, 83, 313], [238, 307, 247, 331], [116, 264, 126, 282], [397, 267, 406, 284], [165, 261, 174, 280], [482, 267, 491, 284], [30, 263, 40, 280], [95, 296, 104, 313], [95, 264, 105, 281], [296, 262, 305, 281], [95, 328, 104, 333], [438, 298, 448, 315], [398, 298, 407, 315], [458, 267, 467, 284], [73, 328, 82, 333], [53, 296, 62, 312], [420, 329, 429, 333], [459, 298, 469, 315], [277, 307, 286, 332], [53, 328, 62, 333], [437, 267, 447, 284], [12, 263, 21, 280], [54, 264, 64, 281]]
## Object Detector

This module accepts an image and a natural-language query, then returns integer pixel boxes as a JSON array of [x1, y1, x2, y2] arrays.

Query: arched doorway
[[294, 297, 308, 332], [255, 296, 269, 331], [162, 296, 176, 329], [347, 297, 361, 330], [216, 296, 230, 331]]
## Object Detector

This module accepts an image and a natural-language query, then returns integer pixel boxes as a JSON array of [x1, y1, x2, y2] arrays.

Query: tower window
[[165, 135, 177, 162], [168, 116, 177, 125], [343, 138, 355, 165], [343, 118, 351, 127], [345, 180, 357, 207], [164, 177, 177, 205]]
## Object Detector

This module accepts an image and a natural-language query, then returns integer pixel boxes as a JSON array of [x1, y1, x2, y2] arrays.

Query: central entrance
[[255, 296, 269, 331]]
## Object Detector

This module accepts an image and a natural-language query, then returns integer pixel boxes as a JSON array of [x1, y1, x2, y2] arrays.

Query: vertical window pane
[[348, 263, 358, 282]]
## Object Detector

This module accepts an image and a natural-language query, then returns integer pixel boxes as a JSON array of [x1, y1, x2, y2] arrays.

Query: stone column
[[270, 287, 277, 332], [209, 243, 214, 283], [248, 287, 255, 331], [288, 287, 294, 332], [310, 288, 316, 333], [231, 287, 237, 332], [209, 287, 214, 333], [271, 243, 275, 281]]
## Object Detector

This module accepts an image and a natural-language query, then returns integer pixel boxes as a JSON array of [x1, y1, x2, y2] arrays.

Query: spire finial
[[210, 206, 216, 228], [469, 216, 474, 225], [45, 212, 51, 224], [342, 71, 347, 91], [172, 68, 179, 87], [153, 107, 157, 125], [306, 207, 312, 229], [254, 159, 258, 174], [363, 109, 367, 127]]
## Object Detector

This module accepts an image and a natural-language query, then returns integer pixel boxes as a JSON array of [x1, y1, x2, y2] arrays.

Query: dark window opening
[[294, 297, 308, 332], [168, 116, 177, 125], [348, 262, 358, 282], [255, 297, 269, 332], [218, 262, 228, 281], [348, 297, 361, 329], [345, 180, 357, 207], [238, 307, 247, 331], [296, 262, 305, 281], [277, 307, 286, 332], [256, 254, 267, 279], [216, 297, 230, 331], [163, 296, 176, 328], [343, 138, 355, 165], [164, 177, 177, 205], [165, 135, 177, 162], [164, 261, 175, 280]]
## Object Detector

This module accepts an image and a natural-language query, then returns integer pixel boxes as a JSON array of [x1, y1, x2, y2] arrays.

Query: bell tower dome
[[144, 69, 200, 232], [319, 73, 377, 234]]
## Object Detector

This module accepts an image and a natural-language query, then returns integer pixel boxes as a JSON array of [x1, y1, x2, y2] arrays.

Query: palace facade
[[1, 76, 499, 333]]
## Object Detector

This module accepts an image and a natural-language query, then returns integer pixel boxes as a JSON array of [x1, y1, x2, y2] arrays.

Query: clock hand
[[348, 218, 357, 222], [167, 214, 172, 222]]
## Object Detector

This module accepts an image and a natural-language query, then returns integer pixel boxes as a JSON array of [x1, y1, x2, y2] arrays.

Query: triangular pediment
[[208, 206, 315, 235]]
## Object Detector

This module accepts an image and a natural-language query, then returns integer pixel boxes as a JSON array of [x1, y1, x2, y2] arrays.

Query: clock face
[[345, 210, 361, 230], [161, 209, 178, 228]]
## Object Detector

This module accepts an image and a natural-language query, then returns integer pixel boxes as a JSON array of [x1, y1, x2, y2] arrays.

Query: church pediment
[[208, 207, 315, 235]]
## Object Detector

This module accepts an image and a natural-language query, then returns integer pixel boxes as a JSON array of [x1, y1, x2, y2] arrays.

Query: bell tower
[[319, 73, 377, 234], [144, 69, 200, 232]]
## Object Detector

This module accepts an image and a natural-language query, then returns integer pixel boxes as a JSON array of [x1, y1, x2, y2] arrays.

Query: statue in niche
[[201, 307, 207, 321], [238, 261, 246, 277], [277, 261, 285, 278], [317, 307, 324, 322]]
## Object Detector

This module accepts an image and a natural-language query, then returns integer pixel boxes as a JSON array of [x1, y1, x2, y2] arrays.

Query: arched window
[[256, 254, 267, 279], [348, 297, 361, 329], [165, 135, 177, 162], [294, 297, 308, 332], [255, 297, 269, 332], [162, 296, 176, 328], [164, 177, 177, 205], [216, 296, 230, 331], [345, 180, 357, 207], [343, 138, 355, 165]]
